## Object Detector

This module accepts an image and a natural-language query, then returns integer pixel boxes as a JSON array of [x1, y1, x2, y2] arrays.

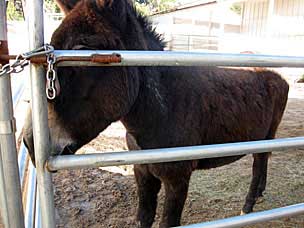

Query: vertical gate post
[[0, 0, 25, 227], [27, 0, 56, 227], [0, 147, 9, 227]]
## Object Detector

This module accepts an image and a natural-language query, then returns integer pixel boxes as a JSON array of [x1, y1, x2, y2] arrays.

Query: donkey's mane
[[133, 9, 166, 49]]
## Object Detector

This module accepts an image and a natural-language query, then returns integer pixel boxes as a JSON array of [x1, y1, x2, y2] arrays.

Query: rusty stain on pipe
[[0, 40, 9, 65], [0, 53, 122, 65]]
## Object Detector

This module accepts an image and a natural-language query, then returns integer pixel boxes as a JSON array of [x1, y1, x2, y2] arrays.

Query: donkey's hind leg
[[241, 152, 270, 214], [134, 164, 161, 228]]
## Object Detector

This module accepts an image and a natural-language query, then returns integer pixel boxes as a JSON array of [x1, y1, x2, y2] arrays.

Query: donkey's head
[[23, 0, 147, 165]]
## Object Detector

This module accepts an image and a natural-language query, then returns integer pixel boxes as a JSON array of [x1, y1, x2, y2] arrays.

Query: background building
[[151, 0, 304, 55]]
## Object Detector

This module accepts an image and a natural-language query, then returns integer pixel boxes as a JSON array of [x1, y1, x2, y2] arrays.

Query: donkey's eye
[[72, 45, 95, 50]]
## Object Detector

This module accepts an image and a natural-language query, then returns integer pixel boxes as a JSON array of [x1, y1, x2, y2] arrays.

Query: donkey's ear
[[95, 0, 114, 8], [95, 0, 128, 29], [55, 0, 81, 14], [95, 0, 131, 10]]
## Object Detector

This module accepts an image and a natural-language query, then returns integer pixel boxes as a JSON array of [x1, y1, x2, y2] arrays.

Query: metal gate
[[0, 0, 304, 227]]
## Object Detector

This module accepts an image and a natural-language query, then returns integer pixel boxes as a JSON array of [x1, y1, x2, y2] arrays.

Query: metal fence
[[166, 34, 219, 51], [0, 41, 40, 228], [0, 0, 304, 228]]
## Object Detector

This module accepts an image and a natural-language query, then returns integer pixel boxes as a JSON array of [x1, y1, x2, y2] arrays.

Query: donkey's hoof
[[240, 210, 247, 215], [135, 220, 152, 228]]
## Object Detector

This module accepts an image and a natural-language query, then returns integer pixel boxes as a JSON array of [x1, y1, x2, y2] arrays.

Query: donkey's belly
[[126, 132, 246, 170], [197, 155, 246, 170]]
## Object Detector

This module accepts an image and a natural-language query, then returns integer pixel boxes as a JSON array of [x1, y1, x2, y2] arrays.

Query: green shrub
[[6, 1, 23, 21]]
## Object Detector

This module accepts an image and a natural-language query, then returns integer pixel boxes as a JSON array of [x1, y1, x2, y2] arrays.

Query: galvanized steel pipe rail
[[48, 137, 304, 171], [179, 203, 304, 228], [24, 163, 37, 228], [3, 50, 304, 68], [27, 0, 56, 227], [0, 147, 9, 227], [52, 50, 304, 67], [0, 0, 25, 227]]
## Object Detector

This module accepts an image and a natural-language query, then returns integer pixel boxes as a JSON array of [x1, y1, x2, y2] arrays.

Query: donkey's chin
[[52, 140, 79, 157]]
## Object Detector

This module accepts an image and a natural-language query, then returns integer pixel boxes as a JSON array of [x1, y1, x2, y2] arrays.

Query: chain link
[[46, 52, 57, 100], [0, 55, 29, 76], [0, 44, 54, 77]]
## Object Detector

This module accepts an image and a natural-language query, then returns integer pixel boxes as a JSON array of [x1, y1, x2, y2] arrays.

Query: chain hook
[[0, 44, 59, 99], [0, 44, 54, 77]]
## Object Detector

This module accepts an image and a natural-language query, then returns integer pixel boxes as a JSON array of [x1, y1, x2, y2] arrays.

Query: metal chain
[[46, 52, 57, 100], [0, 44, 58, 99], [0, 54, 29, 76], [0, 44, 54, 77]]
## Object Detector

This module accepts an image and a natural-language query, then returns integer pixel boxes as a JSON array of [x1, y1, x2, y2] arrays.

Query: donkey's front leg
[[160, 173, 191, 228], [134, 165, 161, 228], [242, 152, 270, 214], [256, 153, 269, 199]]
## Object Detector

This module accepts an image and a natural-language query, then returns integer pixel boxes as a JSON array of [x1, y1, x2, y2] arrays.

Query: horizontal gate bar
[[52, 50, 304, 67], [178, 203, 304, 228], [47, 136, 304, 171]]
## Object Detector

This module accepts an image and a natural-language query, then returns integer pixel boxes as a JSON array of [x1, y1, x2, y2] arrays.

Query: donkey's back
[[157, 66, 288, 149]]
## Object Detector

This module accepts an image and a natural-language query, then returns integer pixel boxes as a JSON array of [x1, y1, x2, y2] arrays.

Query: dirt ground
[[53, 85, 304, 228]]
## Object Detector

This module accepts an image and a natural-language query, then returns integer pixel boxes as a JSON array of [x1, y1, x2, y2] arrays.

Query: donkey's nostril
[[61, 146, 73, 155], [61, 143, 78, 155]]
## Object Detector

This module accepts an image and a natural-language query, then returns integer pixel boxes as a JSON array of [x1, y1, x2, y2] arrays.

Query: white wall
[[151, 2, 242, 51], [150, 0, 304, 55], [239, 0, 304, 55]]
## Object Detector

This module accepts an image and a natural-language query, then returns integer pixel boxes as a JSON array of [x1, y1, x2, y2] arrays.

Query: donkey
[[23, 0, 289, 227]]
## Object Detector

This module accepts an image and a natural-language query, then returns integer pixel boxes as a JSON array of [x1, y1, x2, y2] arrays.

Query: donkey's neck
[[116, 7, 166, 146], [122, 6, 165, 51], [121, 67, 169, 147]]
